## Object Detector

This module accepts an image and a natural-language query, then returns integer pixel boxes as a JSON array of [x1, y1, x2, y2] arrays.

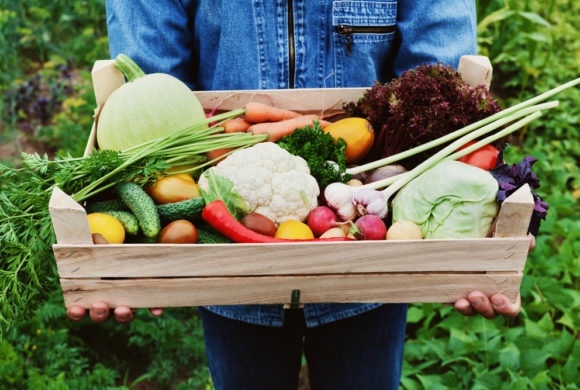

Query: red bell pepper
[[456, 140, 500, 171], [201, 200, 353, 243]]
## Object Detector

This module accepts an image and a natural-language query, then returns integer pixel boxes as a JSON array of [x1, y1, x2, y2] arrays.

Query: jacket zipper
[[334, 24, 396, 56], [288, 0, 295, 88]]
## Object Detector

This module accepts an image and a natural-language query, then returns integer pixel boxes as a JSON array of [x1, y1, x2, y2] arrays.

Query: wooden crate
[[48, 60, 534, 309]]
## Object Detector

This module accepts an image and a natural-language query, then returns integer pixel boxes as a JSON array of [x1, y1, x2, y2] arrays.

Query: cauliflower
[[198, 142, 320, 225]]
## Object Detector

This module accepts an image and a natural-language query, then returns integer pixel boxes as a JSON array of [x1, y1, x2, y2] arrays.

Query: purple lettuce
[[489, 153, 549, 235]]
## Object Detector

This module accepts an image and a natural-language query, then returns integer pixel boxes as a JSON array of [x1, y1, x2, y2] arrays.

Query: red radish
[[307, 206, 338, 237], [355, 215, 387, 240]]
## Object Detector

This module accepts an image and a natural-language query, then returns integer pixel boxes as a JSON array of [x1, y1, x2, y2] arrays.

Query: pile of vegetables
[[1, 53, 579, 338]]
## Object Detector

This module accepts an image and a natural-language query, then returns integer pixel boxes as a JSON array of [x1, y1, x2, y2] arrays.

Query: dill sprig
[[0, 109, 267, 337]]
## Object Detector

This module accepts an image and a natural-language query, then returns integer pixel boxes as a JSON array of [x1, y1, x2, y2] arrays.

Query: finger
[[528, 234, 536, 252], [491, 293, 521, 317], [149, 308, 164, 316], [454, 298, 477, 316], [90, 301, 111, 323], [468, 292, 498, 319], [114, 306, 135, 324], [67, 305, 87, 322]]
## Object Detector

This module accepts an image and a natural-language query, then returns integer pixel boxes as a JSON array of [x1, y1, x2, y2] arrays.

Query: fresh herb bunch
[[345, 63, 502, 168], [0, 151, 171, 337], [0, 109, 267, 337], [489, 153, 548, 235], [278, 122, 351, 188]]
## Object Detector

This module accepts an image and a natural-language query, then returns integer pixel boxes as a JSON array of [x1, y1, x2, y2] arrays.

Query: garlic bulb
[[323, 182, 357, 221], [352, 188, 389, 219]]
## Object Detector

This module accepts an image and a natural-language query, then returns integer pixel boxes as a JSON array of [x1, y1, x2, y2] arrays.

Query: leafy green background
[[0, 0, 578, 388]]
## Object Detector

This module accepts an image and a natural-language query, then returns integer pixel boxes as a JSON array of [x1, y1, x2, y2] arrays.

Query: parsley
[[278, 122, 351, 188]]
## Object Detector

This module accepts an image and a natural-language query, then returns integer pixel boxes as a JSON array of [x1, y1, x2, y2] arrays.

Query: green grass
[[0, 0, 579, 389]]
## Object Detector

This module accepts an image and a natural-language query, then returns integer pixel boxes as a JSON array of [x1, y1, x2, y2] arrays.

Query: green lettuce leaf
[[199, 170, 248, 220]]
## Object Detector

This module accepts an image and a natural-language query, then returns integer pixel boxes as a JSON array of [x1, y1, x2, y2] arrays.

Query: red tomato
[[157, 220, 198, 244], [457, 141, 500, 171]]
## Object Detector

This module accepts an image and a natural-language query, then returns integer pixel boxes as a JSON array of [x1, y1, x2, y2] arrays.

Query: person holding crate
[[68, 1, 531, 389]]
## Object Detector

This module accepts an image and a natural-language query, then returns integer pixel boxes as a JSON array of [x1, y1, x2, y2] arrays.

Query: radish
[[307, 206, 338, 237], [355, 215, 387, 240]]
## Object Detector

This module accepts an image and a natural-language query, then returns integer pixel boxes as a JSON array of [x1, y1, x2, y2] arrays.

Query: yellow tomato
[[275, 220, 314, 240], [87, 213, 125, 244], [149, 174, 201, 204]]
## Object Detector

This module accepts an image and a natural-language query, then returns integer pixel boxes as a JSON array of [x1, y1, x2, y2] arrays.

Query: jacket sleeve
[[393, 0, 477, 75], [106, 0, 196, 89]]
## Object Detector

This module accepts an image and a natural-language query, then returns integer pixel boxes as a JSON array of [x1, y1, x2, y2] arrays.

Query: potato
[[386, 220, 423, 240]]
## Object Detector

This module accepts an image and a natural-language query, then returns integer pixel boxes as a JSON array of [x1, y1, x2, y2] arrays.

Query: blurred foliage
[[0, 0, 579, 389], [0, 0, 108, 163]]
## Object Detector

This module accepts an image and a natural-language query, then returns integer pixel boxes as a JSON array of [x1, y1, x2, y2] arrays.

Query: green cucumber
[[101, 211, 140, 236], [115, 182, 160, 238], [157, 197, 205, 225], [196, 223, 233, 244], [85, 199, 128, 213]]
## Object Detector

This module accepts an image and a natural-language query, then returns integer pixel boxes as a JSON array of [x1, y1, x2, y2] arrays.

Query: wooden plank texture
[[60, 272, 522, 308], [493, 184, 535, 238], [49, 187, 93, 245], [53, 237, 530, 278], [194, 87, 366, 114]]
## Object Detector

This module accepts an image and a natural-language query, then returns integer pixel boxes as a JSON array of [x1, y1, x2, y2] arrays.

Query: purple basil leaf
[[489, 155, 548, 235]]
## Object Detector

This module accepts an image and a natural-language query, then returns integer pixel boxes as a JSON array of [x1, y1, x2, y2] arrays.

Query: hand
[[454, 233, 535, 319], [454, 292, 520, 319], [66, 301, 164, 324]]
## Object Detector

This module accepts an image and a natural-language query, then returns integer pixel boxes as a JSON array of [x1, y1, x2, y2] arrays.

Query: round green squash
[[96, 54, 206, 151]]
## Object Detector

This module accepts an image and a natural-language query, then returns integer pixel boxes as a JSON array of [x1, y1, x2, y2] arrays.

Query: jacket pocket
[[332, 0, 398, 87]]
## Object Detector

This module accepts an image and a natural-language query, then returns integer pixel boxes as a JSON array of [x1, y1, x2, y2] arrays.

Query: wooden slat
[[458, 55, 493, 89], [194, 87, 367, 113], [91, 59, 125, 107], [60, 272, 522, 308], [48, 187, 93, 245], [492, 184, 535, 238], [53, 237, 530, 278]]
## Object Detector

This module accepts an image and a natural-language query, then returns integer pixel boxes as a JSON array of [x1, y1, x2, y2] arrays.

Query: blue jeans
[[198, 304, 408, 390]]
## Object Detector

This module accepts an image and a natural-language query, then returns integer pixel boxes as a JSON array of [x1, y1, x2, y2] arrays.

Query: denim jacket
[[106, 0, 477, 327]]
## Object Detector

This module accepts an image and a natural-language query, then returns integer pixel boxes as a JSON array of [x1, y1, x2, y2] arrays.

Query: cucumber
[[85, 199, 128, 213], [157, 197, 205, 225], [115, 182, 160, 238], [196, 224, 233, 244], [101, 211, 140, 236]]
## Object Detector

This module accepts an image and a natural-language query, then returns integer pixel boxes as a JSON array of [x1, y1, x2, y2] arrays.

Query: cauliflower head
[[198, 142, 319, 225]]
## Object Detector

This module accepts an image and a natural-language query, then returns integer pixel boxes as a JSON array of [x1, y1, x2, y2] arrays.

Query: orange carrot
[[223, 117, 252, 133], [242, 102, 302, 123], [247, 115, 332, 142], [206, 147, 236, 165]]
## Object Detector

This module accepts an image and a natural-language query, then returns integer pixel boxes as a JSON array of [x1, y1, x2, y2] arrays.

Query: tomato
[[157, 220, 198, 244], [456, 141, 500, 171], [149, 174, 201, 204]]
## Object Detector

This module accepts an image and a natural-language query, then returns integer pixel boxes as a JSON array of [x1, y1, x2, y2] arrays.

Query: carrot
[[247, 115, 332, 142], [206, 147, 235, 165], [242, 102, 302, 123], [223, 117, 252, 133]]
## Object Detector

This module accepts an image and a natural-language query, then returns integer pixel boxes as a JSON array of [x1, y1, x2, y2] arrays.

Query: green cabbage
[[391, 160, 499, 239]]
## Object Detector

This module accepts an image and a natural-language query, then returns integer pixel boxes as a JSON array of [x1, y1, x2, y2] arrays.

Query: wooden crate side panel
[[53, 237, 530, 278], [60, 272, 522, 308], [194, 88, 366, 113]]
